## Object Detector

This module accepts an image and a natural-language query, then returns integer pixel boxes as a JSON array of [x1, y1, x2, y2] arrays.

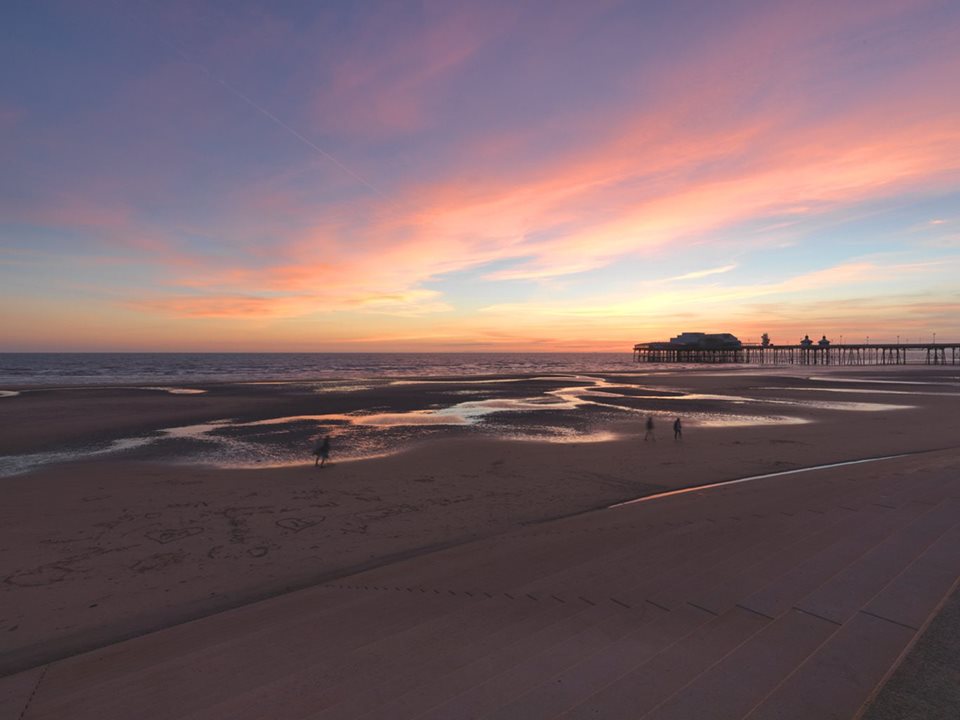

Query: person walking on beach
[[644, 416, 656, 442], [314, 436, 331, 468], [673, 417, 682, 440]]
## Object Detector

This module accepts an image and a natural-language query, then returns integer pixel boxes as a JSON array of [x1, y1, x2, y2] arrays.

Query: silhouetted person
[[644, 416, 655, 441], [314, 436, 331, 468], [673, 417, 682, 440]]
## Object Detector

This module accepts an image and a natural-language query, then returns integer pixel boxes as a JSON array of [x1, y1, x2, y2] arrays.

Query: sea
[[0, 352, 640, 387]]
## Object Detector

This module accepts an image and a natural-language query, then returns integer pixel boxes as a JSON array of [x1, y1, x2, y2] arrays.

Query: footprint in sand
[[356, 505, 417, 522], [341, 522, 369, 535], [275, 517, 323, 533], [5, 565, 72, 587], [207, 543, 275, 560], [310, 501, 340, 509], [130, 552, 186, 573], [145, 527, 204, 545]]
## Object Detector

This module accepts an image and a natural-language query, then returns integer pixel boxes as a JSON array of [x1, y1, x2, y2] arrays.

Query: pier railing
[[632, 343, 960, 365]]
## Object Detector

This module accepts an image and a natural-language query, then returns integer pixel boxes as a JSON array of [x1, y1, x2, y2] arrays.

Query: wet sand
[[2, 366, 959, 678]]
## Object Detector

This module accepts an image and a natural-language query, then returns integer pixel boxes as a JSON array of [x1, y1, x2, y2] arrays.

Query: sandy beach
[[3, 365, 959, 684]]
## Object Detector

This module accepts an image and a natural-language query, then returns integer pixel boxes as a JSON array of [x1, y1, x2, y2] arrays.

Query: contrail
[[166, 43, 390, 201]]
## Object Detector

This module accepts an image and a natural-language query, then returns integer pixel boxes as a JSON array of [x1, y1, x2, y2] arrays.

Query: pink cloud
[[311, 4, 517, 137], [144, 85, 958, 317], [2, 194, 217, 272], [136, 287, 451, 319], [0, 106, 23, 130]]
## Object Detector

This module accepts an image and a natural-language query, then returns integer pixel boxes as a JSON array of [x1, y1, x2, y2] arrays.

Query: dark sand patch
[[862, 582, 960, 720]]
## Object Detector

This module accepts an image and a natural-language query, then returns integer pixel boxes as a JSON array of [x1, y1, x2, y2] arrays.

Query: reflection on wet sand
[[756, 385, 960, 397], [750, 398, 911, 411], [0, 386, 206, 397], [499, 429, 623, 443], [609, 452, 911, 508], [692, 414, 808, 427], [569, 382, 912, 412], [806, 376, 960, 387], [0, 374, 919, 476], [0, 437, 155, 477], [139, 387, 208, 395]]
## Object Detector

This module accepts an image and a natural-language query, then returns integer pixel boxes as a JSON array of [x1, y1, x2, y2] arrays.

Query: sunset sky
[[2, 0, 958, 351]]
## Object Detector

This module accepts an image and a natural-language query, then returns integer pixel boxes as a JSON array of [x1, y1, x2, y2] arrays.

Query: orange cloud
[[136, 288, 451, 319], [140, 95, 958, 320]]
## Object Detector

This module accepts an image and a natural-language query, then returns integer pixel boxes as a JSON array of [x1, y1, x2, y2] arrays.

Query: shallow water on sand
[[0, 374, 914, 477]]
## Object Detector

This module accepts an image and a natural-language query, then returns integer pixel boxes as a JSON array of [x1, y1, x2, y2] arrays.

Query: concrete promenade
[[3, 450, 959, 719]]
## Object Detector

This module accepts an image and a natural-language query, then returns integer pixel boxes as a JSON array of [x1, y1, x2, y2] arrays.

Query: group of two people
[[645, 416, 682, 441]]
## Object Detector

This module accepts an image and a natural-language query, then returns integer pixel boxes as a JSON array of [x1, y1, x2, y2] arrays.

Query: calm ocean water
[[0, 353, 640, 387]]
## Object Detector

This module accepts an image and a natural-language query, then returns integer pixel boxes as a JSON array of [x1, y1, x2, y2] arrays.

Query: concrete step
[[344, 552, 718, 720], [182, 591, 585, 720], [441, 512, 864, 718], [311, 600, 603, 720], [478, 606, 711, 720], [795, 499, 959, 624], [532, 518, 778, 606], [739, 502, 930, 619], [641, 609, 838, 720], [35, 581, 374, 700], [685, 470, 953, 616], [862, 521, 960, 630], [340, 527, 742, 720], [414, 605, 694, 720], [645, 509, 840, 611], [687, 505, 903, 615], [744, 612, 916, 720], [559, 607, 770, 720], [26, 591, 459, 720], [345, 605, 656, 720]]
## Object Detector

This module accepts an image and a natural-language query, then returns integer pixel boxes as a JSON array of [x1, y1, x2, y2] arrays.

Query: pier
[[633, 342, 960, 365]]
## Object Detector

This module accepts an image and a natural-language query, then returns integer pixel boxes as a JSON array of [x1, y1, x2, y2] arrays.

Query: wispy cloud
[[478, 257, 957, 322], [666, 264, 738, 282], [134, 287, 453, 319]]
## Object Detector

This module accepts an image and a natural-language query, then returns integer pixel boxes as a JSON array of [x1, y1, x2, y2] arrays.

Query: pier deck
[[633, 343, 960, 365]]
